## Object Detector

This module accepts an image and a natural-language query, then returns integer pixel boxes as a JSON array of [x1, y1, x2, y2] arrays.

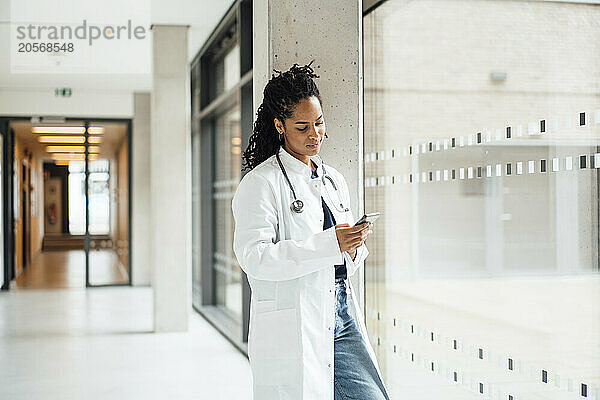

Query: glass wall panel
[[68, 162, 86, 235], [222, 43, 240, 93], [191, 117, 202, 306], [87, 160, 110, 235], [86, 122, 129, 286], [68, 160, 110, 235], [213, 103, 243, 324], [364, 1, 600, 399], [213, 43, 240, 99]]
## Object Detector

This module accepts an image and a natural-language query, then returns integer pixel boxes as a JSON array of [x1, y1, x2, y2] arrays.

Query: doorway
[[0, 117, 132, 290]]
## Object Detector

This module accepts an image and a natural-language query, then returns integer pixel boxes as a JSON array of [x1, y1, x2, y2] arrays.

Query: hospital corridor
[[1, 0, 599, 399]]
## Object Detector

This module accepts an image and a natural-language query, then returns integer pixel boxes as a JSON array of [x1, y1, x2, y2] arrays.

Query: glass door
[[85, 121, 130, 286]]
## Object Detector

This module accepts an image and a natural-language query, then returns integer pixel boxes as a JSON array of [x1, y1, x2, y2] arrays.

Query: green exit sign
[[55, 88, 72, 97]]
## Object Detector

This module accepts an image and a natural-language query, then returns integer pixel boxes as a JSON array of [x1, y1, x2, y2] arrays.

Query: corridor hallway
[[4, 119, 132, 289], [14, 249, 128, 289]]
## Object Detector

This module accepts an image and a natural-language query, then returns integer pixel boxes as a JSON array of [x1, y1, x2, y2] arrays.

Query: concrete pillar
[[150, 25, 191, 332], [253, 1, 365, 303], [132, 92, 151, 286]]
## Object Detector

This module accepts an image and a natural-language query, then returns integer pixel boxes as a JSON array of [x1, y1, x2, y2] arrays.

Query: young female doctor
[[232, 62, 390, 400]]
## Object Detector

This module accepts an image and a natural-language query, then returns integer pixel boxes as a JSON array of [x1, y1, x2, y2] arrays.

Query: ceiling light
[[38, 136, 85, 144], [50, 153, 98, 161], [33, 126, 84, 134], [38, 136, 103, 144], [88, 127, 104, 134], [32, 126, 105, 134], [46, 145, 100, 153], [46, 145, 85, 153]]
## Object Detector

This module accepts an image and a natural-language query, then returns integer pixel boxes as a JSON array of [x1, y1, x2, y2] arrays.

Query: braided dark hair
[[241, 61, 322, 171]]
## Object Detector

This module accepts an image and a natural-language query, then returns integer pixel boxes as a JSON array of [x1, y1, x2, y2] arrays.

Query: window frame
[[191, 0, 253, 355]]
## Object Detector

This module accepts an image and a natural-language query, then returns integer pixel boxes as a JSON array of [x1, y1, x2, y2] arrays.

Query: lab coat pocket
[[254, 299, 277, 314], [249, 308, 301, 385], [250, 308, 300, 360]]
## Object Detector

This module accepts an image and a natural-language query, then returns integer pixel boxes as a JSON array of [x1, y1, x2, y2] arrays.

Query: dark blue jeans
[[333, 278, 390, 400]]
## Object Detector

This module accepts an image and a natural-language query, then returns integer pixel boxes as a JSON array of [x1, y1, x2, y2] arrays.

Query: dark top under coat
[[311, 164, 347, 280]]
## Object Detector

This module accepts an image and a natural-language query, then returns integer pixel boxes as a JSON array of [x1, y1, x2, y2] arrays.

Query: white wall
[[0, 89, 133, 118]]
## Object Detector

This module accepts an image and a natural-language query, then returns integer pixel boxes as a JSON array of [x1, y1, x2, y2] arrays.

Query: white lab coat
[[232, 147, 386, 399]]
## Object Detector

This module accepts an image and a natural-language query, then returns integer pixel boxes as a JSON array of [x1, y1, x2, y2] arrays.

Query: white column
[[150, 24, 191, 332], [132, 92, 151, 286], [253, 0, 365, 302]]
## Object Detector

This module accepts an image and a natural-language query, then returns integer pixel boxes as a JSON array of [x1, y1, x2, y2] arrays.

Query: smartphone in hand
[[354, 212, 380, 226]]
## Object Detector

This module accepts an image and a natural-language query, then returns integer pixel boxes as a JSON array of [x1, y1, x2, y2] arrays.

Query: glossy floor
[[15, 249, 128, 289], [0, 287, 252, 399]]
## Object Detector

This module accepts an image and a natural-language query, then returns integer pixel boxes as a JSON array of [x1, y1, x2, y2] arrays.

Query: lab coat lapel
[[320, 175, 351, 226]]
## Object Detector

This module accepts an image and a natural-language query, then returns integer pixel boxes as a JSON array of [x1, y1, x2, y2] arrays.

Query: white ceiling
[[0, 0, 236, 93]]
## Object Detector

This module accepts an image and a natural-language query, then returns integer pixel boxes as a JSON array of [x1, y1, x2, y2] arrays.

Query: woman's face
[[274, 96, 325, 163]]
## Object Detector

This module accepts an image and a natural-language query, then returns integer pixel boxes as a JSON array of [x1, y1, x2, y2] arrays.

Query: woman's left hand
[[348, 223, 372, 260]]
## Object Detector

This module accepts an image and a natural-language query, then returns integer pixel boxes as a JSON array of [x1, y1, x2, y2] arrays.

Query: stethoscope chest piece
[[290, 199, 304, 213], [276, 148, 348, 215]]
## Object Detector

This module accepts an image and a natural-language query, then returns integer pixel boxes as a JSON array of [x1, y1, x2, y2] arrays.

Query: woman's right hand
[[335, 222, 372, 253]]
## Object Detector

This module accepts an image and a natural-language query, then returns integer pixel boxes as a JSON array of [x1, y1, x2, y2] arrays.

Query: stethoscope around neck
[[275, 148, 349, 214]]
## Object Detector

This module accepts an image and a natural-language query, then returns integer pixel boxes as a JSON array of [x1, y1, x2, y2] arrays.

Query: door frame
[[1, 120, 14, 290], [21, 160, 31, 270], [0, 116, 133, 290]]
